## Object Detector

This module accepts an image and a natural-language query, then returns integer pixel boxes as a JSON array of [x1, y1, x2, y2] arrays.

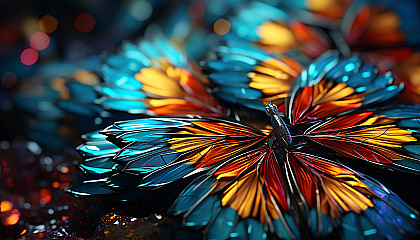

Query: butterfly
[[227, 1, 331, 59], [228, 0, 420, 60], [70, 51, 420, 239], [60, 38, 224, 118], [225, 0, 420, 104]]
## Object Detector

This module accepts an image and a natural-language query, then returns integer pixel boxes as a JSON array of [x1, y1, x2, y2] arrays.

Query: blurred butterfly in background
[[228, 0, 420, 59], [14, 36, 303, 152], [60, 37, 306, 129], [13, 58, 103, 150], [70, 51, 420, 239], [60, 38, 225, 118], [226, 1, 331, 59], [226, 0, 420, 103]]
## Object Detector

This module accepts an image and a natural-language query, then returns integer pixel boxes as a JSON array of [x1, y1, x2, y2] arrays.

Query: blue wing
[[205, 45, 303, 111], [70, 117, 419, 239], [286, 50, 404, 125]]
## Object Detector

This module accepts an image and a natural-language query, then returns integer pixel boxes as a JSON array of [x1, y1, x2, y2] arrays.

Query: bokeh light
[[1, 200, 13, 212], [2, 209, 20, 226], [39, 15, 58, 33], [188, 1, 205, 19], [52, 181, 60, 188], [1, 72, 18, 88], [20, 48, 38, 65], [213, 18, 231, 35], [30, 31, 50, 51], [0, 21, 19, 44], [75, 13, 96, 33], [22, 17, 39, 37], [60, 166, 69, 173], [130, 0, 153, 22], [39, 188, 52, 205]]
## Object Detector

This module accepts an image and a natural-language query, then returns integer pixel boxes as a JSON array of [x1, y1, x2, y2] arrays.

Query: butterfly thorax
[[265, 103, 292, 150]]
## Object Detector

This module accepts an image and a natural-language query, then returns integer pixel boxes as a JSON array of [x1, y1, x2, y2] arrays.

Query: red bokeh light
[[29, 31, 50, 51], [52, 181, 60, 188], [20, 48, 38, 65], [39, 188, 52, 204], [0, 21, 19, 44], [75, 13, 96, 33]]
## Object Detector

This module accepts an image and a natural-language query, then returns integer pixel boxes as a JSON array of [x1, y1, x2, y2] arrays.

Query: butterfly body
[[266, 103, 293, 151]]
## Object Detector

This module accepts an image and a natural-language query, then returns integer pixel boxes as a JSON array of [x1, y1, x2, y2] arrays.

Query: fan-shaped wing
[[206, 45, 302, 111], [286, 50, 404, 125], [69, 117, 268, 197], [304, 105, 420, 173]]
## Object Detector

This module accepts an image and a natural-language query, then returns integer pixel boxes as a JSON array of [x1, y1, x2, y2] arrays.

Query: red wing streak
[[304, 113, 417, 163]]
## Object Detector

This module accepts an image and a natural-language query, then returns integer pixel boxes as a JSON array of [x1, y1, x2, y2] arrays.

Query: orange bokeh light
[[214, 19, 231, 35], [39, 188, 52, 204], [2, 209, 20, 226], [75, 13, 96, 33], [39, 15, 58, 33], [1, 200, 13, 212], [61, 166, 70, 173]]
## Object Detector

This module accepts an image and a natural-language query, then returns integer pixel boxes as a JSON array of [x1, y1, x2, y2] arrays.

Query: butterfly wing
[[339, 0, 420, 101], [70, 116, 419, 238], [99, 38, 224, 116], [227, 1, 330, 59], [69, 117, 269, 198], [169, 146, 303, 239], [285, 50, 420, 172], [61, 38, 224, 117], [169, 144, 419, 239], [304, 105, 420, 173], [342, 0, 420, 50], [288, 150, 419, 239], [205, 45, 302, 111], [286, 50, 404, 125]]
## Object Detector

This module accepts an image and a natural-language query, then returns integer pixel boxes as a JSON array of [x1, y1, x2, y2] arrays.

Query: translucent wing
[[169, 147, 303, 239], [169, 145, 419, 239], [63, 38, 224, 117], [355, 0, 420, 104], [98, 38, 225, 116], [336, 0, 420, 104], [70, 117, 419, 239], [205, 45, 303, 111], [286, 50, 404, 125], [287, 151, 419, 240], [69, 117, 269, 197], [304, 105, 420, 173]]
